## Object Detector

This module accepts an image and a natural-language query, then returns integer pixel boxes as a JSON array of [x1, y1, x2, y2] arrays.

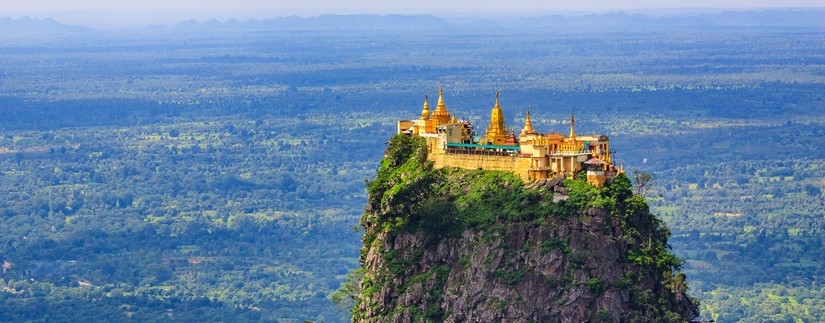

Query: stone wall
[[429, 152, 532, 181]]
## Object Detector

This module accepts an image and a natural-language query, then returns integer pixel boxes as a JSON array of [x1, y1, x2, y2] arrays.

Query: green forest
[[0, 15, 823, 322]]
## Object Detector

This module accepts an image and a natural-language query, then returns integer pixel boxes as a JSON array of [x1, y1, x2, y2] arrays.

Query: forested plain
[[0, 17, 823, 322]]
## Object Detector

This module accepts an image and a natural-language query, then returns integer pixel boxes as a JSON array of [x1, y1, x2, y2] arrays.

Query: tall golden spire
[[569, 111, 576, 139], [485, 90, 509, 145], [436, 85, 446, 111], [432, 85, 451, 125], [421, 94, 430, 119], [521, 107, 535, 135], [491, 91, 506, 132]]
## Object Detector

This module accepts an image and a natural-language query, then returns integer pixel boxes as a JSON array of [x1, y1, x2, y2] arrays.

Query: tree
[[664, 271, 689, 302], [330, 268, 364, 312], [633, 170, 653, 197]]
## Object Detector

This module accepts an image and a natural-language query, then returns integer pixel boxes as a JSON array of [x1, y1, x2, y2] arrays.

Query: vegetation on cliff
[[346, 134, 698, 322]]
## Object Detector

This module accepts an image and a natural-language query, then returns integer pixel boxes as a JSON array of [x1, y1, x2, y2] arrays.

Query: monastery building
[[397, 87, 620, 187]]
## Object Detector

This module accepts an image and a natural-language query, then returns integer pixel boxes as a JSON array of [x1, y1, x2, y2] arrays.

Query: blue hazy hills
[[2, 9, 824, 34]]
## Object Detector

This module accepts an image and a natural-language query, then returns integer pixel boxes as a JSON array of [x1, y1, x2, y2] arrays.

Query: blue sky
[[4, 0, 823, 27]]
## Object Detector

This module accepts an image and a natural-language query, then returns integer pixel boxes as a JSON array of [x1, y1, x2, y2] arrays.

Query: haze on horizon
[[3, 0, 824, 28]]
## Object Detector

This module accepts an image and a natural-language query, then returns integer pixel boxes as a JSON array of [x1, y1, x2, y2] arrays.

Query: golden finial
[[451, 115, 458, 124], [569, 110, 576, 139], [421, 94, 430, 119], [433, 84, 450, 125], [521, 106, 535, 135], [437, 85, 445, 109]]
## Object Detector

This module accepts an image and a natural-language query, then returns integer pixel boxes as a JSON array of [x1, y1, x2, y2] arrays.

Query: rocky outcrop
[[354, 135, 696, 322]]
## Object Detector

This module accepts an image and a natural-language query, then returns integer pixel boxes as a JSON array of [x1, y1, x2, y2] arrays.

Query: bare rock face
[[353, 135, 696, 322], [357, 208, 694, 323]]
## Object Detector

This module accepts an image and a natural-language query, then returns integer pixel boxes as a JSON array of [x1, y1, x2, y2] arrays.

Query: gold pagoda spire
[[432, 85, 451, 125], [489, 90, 506, 133], [569, 111, 576, 139], [485, 90, 509, 145], [421, 94, 430, 119], [436, 85, 446, 111], [521, 107, 535, 135]]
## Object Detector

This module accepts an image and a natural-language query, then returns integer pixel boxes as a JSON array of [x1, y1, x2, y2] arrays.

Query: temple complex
[[397, 87, 621, 187]]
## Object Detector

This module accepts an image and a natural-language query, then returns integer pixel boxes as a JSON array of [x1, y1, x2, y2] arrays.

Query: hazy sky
[[4, 0, 824, 27], [5, 0, 824, 12]]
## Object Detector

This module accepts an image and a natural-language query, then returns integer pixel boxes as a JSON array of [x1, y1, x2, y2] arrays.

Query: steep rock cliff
[[353, 135, 697, 322]]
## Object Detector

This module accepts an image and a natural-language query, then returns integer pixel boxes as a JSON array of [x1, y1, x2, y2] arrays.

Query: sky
[[3, 0, 824, 27]]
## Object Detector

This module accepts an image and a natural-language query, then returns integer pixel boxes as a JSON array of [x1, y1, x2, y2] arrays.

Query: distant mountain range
[[1, 9, 823, 34], [173, 14, 452, 31], [168, 10, 825, 31], [510, 10, 825, 28], [0, 16, 90, 34]]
